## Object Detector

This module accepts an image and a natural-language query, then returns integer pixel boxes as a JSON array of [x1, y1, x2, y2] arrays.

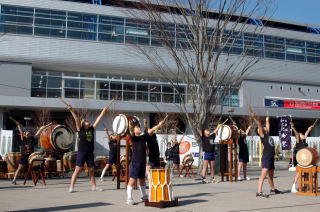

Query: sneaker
[[291, 186, 298, 193], [245, 176, 251, 181], [12, 180, 17, 185], [140, 195, 148, 202], [256, 192, 269, 198], [92, 187, 104, 192], [270, 189, 281, 194], [126, 199, 135, 205], [237, 176, 243, 181], [211, 178, 219, 183], [68, 187, 74, 193], [99, 178, 104, 182], [201, 178, 207, 184]]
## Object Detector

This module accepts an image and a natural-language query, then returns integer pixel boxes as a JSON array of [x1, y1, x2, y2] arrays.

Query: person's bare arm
[[35, 122, 54, 137], [147, 115, 168, 135], [251, 112, 264, 138], [265, 116, 270, 134], [197, 128, 203, 137], [92, 106, 109, 129], [304, 125, 314, 138], [245, 125, 252, 136], [68, 106, 81, 131], [10, 117, 24, 140]]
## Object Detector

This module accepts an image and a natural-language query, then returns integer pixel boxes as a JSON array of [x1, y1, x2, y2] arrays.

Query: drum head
[[296, 148, 314, 167], [217, 125, 231, 141], [51, 125, 75, 151], [113, 114, 128, 135]]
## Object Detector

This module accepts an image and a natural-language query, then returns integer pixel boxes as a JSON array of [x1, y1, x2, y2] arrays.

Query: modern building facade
[[0, 0, 320, 146]]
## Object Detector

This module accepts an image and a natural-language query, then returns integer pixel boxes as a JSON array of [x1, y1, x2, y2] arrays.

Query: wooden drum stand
[[220, 139, 238, 182], [116, 134, 131, 189], [296, 166, 319, 196]]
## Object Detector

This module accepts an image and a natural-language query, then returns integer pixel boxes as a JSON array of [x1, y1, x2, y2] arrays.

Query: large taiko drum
[[40, 124, 74, 151], [63, 151, 77, 171], [28, 152, 45, 167], [112, 114, 140, 136], [217, 125, 239, 141], [182, 154, 193, 165], [296, 147, 319, 167], [149, 169, 173, 202], [45, 157, 57, 173], [4, 152, 22, 174]]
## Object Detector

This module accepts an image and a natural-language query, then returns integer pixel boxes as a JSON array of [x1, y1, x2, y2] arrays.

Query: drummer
[[99, 129, 118, 182], [232, 121, 253, 181], [290, 120, 315, 193], [145, 119, 161, 176], [126, 115, 167, 205], [11, 118, 52, 185], [67, 104, 109, 193], [251, 112, 281, 198], [198, 126, 219, 183]]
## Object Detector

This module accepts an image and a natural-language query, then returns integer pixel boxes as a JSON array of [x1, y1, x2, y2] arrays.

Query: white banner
[[0, 130, 13, 157]]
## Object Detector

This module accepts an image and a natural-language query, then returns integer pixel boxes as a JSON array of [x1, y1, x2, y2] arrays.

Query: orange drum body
[[28, 152, 45, 167], [296, 147, 319, 167], [112, 114, 140, 136], [217, 125, 240, 142], [149, 169, 173, 202], [45, 157, 57, 173], [40, 125, 74, 151], [63, 151, 77, 171], [4, 152, 22, 174]]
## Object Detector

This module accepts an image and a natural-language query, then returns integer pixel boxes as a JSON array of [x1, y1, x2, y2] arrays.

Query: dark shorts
[[149, 156, 160, 168], [108, 155, 117, 165], [239, 153, 249, 163], [76, 151, 95, 167], [203, 152, 215, 161], [262, 155, 275, 170], [129, 162, 146, 179], [173, 156, 180, 165], [19, 153, 30, 166]]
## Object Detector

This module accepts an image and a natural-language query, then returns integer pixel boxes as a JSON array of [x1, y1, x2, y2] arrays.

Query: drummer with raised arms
[[198, 125, 219, 184], [290, 119, 316, 193], [65, 100, 111, 193], [144, 118, 161, 176], [10, 117, 53, 185], [126, 115, 167, 205], [99, 128, 118, 182], [250, 110, 281, 198], [232, 120, 253, 181]]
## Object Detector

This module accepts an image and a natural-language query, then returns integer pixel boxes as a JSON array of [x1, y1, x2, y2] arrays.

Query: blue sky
[[272, 0, 320, 25]]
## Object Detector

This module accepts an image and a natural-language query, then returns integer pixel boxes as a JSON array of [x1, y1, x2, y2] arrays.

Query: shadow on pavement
[[11, 202, 111, 212], [226, 203, 320, 212], [178, 199, 208, 206]]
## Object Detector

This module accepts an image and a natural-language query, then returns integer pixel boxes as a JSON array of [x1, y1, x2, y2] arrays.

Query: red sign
[[284, 100, 320, 110]]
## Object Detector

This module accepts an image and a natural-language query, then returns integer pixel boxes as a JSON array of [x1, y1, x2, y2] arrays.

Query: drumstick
[[248, 104, 254, 114], [9, 116, 20, 124], [312, 119, 318, 127], [58, 97, 71, 107]]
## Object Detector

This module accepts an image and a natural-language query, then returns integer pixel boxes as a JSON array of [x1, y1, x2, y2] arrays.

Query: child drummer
[[126, 115, 167, 205], [250, 112, 281, 197], [100, 128, 118, 182]]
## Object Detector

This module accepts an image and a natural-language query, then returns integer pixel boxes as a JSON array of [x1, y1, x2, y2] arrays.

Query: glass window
[[264, 36, 285, 59], [285, 39, 305, 62], [110, 82, 122, 90], [65, 79, 79, 88], [98, 16, 124, 43], [65, 89, 79, 98], [47, 76, 62, 89], [67, 12, 97, 41], [221, 31, 243, 55], [243, 33, 263, 57], [47, 89, 61, 98], [31, 88, 46, 97], [125, 19, 150, 45], [151, 23, 175, 47], [32, 75, 47, 88], [306, 41, 320, 63], [80, 89, 94, 99], [80, 79, 95, 89]]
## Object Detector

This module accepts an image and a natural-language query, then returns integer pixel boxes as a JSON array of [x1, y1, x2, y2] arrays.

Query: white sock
[[100, 168, 107, 179], [127, 186, 133, 200], [292, 183, 296, 189], [139, 185, 147, 197]]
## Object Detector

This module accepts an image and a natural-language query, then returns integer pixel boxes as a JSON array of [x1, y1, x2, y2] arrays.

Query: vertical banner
[[277, 116, 292, 150]]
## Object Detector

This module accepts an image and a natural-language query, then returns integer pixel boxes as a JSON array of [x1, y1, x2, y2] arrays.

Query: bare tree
[[124, 0, 273, 144]]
